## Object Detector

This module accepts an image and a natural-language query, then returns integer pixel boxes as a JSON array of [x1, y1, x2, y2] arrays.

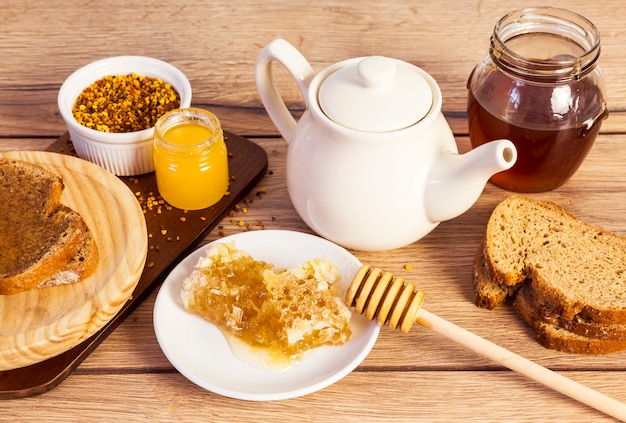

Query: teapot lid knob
[[357, 56, 397, 88], [319, 56, 433, 132]]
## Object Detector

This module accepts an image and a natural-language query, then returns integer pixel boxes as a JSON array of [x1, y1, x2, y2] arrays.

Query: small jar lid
[[318, 56, 433, 132]]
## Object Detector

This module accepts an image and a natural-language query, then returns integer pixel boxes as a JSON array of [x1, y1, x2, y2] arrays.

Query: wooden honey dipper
[[346, 265, 626, 422]]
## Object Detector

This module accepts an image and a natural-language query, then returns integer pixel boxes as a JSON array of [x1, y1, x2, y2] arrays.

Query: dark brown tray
[[0, 131, 268, 399]]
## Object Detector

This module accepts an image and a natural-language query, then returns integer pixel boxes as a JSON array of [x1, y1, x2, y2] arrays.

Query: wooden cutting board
[[0, 131, 268, 398]]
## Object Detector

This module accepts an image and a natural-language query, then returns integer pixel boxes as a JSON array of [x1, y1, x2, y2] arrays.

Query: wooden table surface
[[2, 1, 626, 421]]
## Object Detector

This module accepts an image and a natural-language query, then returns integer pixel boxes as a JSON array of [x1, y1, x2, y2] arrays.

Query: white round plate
[[153, 230, 380, 401]]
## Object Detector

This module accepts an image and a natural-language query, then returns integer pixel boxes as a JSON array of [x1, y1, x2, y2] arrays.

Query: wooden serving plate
[[0, 131, 268, 398], [0, 150, 148, 371]]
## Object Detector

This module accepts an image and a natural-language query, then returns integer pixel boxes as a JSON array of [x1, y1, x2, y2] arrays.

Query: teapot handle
[[254, 39, 315, 143]]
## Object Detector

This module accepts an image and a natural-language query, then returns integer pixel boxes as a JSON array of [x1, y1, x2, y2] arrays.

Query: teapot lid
[[318, 56, 433, 132]]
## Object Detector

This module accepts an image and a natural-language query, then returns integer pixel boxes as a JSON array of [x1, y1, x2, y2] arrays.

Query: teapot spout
[[425, 139, 517, 222]]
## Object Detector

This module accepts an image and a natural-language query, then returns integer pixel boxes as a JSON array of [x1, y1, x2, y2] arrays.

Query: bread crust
[[473, 240, 520, 309], [515, 283, 626, 341], [38, 230, 100, 288]]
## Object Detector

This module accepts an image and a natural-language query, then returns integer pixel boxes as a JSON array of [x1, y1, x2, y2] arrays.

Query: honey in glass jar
[[153, 108, 229, 210], [467, 7, 608, 192]]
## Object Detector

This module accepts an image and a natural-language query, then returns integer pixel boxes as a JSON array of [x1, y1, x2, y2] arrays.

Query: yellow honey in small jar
[[153, 108, 229, 210]]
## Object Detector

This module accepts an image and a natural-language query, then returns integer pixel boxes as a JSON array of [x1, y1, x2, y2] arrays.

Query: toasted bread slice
[[513, 286, 626, 354], [0, 158, 96, 295], [475, 195, 626, 324]]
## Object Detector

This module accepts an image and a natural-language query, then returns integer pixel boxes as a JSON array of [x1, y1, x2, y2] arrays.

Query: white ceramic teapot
[[255, 39, 516, 251]]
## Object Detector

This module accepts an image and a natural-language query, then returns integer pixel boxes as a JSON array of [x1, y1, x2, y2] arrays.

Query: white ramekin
[[57, 56, 192, 176]]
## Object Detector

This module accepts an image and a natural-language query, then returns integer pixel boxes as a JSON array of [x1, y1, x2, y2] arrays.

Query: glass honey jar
[[153, 108, 229, 210], [467, 7, 608, 192]]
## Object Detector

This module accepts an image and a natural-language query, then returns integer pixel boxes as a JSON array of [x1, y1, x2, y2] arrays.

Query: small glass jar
[[153, 108, 229, 210], [467, 7, 608, 192]]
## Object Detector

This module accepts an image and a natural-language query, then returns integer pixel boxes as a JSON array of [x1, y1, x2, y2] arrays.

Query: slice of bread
[[513, 286, 626, 354], [0, 158, 98, 295], [474, 195, 626, 354], [514, 282, 626, 341], [475, 195, 626, 324]]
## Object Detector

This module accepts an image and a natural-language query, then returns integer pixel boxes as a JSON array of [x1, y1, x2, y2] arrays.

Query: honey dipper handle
[[415, 308, 626, 421]]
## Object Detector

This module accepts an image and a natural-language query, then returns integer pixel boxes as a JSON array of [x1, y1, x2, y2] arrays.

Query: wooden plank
[[1, 371, 624, 422], [1, 0, 625, 137]]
